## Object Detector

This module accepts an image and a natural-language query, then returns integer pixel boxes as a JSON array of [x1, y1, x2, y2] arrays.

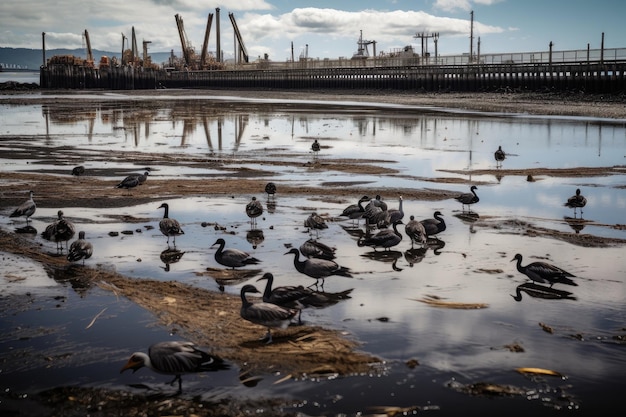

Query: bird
[[9, 190, 36, 223], [285, 248, 352, 287], [239, 284, 299, 344], [564, 188, 587, 218], [455, 186, 479, 212], [340, 195, 370, 224], [386, 196, 405, 224], [264, 182, 277, 200], [211, 238, 261, 269], [420, 211, 446, 239], [116, 171, 149, 189], [405, 215, 427, 247], [358, 220, 403, 250], [311, 139, 320, 154], [494, 146, 506, 167], [67, 231, 93, 265], [364, 195, 390, 228], [158, 203, 184, 246], [71, 165, 85, 176], [511, 254, 578, 287], [256, 272, 313, 324], [299, 238, 336, 260], [245, 196, 263, 228], [41, 210, 75, 252], [120, 340, 229, 394], [304, 212, 328, 231]]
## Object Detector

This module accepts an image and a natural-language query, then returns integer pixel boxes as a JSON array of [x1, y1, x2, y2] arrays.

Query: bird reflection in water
[[564, 216, 588, 234], [246, 229, 265, 249], [160, 247, 185, 272], [511, 282, 577, 302], [360, 250, 404, 271], [403, 239, 445, 267], [15, 225, 37, 235]]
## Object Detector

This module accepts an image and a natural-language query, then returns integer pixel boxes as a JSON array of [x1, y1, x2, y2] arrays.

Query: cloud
[[434, 0, 503, 13]]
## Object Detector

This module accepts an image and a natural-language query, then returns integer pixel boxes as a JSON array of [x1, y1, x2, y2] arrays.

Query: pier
[[40, 54, 626, 94]]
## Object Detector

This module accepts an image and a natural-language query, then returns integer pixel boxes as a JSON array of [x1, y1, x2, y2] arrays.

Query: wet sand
[[1, 90, 626, 416]]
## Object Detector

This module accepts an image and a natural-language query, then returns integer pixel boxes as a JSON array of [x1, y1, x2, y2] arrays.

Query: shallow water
[[1, 94, 625, 415]]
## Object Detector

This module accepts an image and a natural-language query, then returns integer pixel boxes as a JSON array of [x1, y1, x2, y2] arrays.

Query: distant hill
[[0, 47, 173, 70]]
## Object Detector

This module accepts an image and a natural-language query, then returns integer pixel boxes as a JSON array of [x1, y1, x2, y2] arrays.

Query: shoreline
[[2, 87, 626, 119]]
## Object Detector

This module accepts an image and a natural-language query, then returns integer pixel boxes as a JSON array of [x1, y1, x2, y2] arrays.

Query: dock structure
[[40, 52, 626, 93]]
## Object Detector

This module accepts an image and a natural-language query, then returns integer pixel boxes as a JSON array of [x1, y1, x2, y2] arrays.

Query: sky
[[1, 0, 624, 62]]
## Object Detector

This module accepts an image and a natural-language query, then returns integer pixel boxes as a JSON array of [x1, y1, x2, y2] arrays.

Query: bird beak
[[120, 358, 142, 374]]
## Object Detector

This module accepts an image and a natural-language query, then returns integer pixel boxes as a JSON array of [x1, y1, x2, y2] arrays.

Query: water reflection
[[564, 217, 588, 234], [15, 225, 37, 235], [360, 250, 404, 271], [160, 247, 185, 272], [403, 239, 446, 267], [511, 282, 577, 302], [246, 229, 264, 249]]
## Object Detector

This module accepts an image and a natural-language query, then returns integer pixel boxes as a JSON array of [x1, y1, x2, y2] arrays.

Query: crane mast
[[228, 12, 249, 63]]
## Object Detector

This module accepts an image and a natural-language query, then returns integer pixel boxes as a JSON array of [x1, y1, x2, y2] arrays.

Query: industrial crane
[[351, 30, 376, 59], [83, 29, 94, 67], [229, 12, 249, 63], [175, 13, 195, 67]]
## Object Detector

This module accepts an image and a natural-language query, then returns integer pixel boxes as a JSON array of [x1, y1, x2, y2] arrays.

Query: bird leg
[[263, 329, 273, 344], [168, 374, 183, 394]]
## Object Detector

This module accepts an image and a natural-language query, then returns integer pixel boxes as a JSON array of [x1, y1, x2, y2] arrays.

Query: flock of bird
[[6, 144, 586, 393]]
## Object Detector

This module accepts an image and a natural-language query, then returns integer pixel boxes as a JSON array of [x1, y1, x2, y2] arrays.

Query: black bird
[[311, 139, 320, 153], [120, 341, 229, 394], [71, 165, 85, 176], [304, 212, 328, 231], [116, 171, 149, 189], [212, 238, 261, 269], [265, 182, 277, 200], [9, 190, 36, 223], [240, 284, 299, 344], [358, 220, 403, 251], [246, 196, 263, 228], [494, 146, 506, 167], [41, 210, 75, 252], [300, 238, 336, 260], [340, 195, 370, 225], [257, 272, 313, 324], [405, 215, 427, 247], [420, 211, 446, 238], [511, 253, 577, 287], [158, 203, 184, 246], [285, 248, 352, 287], [455, 186, 479, 212], [564, 188, 587, 218], [386, 196, 405, 224], [67, 231, 93, 265]]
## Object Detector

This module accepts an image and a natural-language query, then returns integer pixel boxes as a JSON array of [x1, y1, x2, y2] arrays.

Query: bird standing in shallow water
[[405, 215, 427, 247], [455, 186, 479, 212], [42, 210, 75, 252], [285, 248, 352, 287], [212, 238, 261, 269], [358, 220, 403, 251], [10, 190, 36, 223], [120, 340, 229, 394], [265, 182, 277, 200], [311, 139, 320, 159], [494, 146, 506, 167], [158, 203, 184, 247], [246, 196, 263, 228], [67, 231, 93, 265], [257, 272, 312, 324], [564, 188, 587, 218], [240, 284, 299, 344], [511, 253, 577, 287], [420, 211, 446, 239], [340, 195, 370, 225]]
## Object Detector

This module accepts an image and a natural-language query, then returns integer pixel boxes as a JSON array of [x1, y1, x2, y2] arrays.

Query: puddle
[[1, 94, 625, 415]]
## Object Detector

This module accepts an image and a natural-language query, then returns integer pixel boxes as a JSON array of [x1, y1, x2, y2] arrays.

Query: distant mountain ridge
[[0, 47, 173, 70]]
